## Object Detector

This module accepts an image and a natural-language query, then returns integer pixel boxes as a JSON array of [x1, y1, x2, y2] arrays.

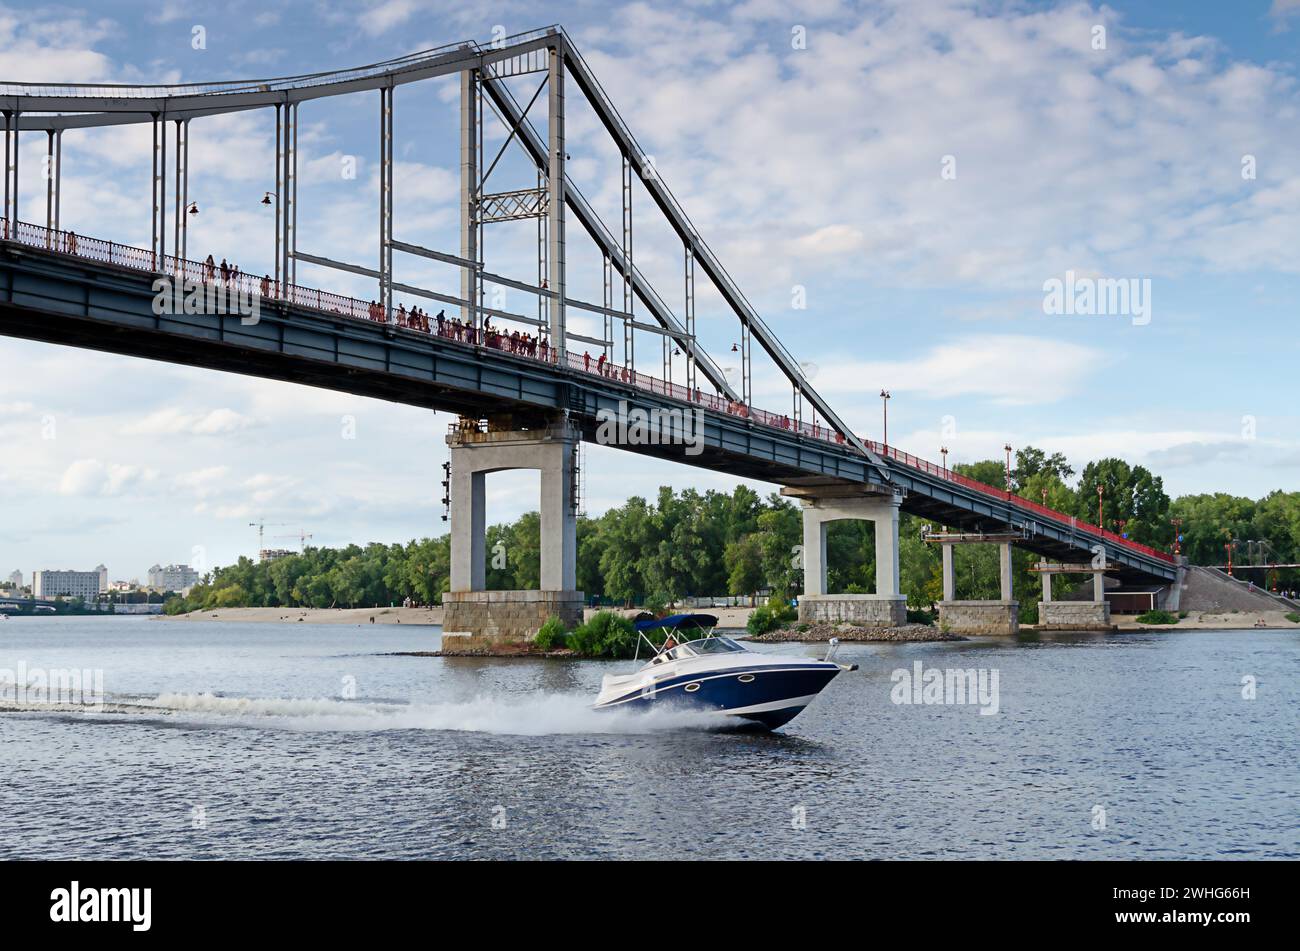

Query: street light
[[880, 389, 891, 449], [1003, 443, 1013, 494], [1096, 483, 1104, 529], [1171, 517, 1182, 555], [940, 445, 948, 475]]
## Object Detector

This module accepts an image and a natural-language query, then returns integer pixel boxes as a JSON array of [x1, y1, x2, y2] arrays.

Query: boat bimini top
[[631, 613, 721, 662]]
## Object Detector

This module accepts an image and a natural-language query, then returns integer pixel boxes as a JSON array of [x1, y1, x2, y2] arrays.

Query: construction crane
[[272, 530, 314, 552], [248, 520, 289, 555]]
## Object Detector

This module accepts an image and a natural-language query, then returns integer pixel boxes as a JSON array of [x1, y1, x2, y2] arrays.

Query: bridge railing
[[2, 218, 1174, 565]]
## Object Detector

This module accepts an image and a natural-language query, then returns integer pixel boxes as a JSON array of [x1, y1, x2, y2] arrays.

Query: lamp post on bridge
[[879, 389, 890, 451], [1003, 443, 1012, 496], [940, 445, 948, 475], [1171, 517, 1182, 556], [1096, 483, 1104, 529]]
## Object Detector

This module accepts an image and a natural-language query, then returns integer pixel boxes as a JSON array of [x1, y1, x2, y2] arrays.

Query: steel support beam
[[172, 119, 189, 269], [684, 244, 696, 393], [151, 113, 164, 268], [379, 86, 394, 322], [559, 45, 881, 470], [459, 69, 478, 329], [546, 42, 566, 349], [621, 155, 633, 371], [2, 110, 12, 236], [44, 128, 61, 245], [276, 102, 298, 291], [481, 69, 735, 402]]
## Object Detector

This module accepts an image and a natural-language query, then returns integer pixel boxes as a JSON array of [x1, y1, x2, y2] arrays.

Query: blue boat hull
[[595, 663, 841, 730]]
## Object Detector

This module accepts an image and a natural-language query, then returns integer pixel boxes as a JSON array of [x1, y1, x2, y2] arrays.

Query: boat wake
[[125, 690, 719, 735]]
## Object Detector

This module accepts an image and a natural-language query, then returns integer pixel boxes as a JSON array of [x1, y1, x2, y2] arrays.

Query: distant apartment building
[[33, 568, 105, 601], [147, 564, 201, 594], [258, 549, 295, 564], [8, 570, 22, 589]]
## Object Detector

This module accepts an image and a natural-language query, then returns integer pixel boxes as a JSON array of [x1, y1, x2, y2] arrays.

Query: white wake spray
[[136, 690, 718, 735]]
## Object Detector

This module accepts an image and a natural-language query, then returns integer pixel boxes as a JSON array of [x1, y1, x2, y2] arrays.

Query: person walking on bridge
[[583, 350, 591, 372], [204, 254, 215, 283]]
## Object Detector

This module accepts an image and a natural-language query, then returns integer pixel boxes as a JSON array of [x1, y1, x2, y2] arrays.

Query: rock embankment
[[749, 622, 965, 643]]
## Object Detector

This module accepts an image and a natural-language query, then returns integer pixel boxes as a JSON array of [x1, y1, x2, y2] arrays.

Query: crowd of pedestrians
[[35, 218, 772, 430]]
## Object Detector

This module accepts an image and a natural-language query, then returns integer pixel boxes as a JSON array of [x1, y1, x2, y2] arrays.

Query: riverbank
[[1112, 609, 1299, 631], [156, 606, 445, 626], [152, 604, 1300, 631], [751, 622, 966, 642], [154, 604, 760, 628]]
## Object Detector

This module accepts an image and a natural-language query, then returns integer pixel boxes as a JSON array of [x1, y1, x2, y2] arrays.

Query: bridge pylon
[[782, 484, 908, 628], [441, 414, 582, 653], [926, 531, 1021, 636]]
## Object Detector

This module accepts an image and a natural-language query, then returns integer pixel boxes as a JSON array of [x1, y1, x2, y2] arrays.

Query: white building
[[33, 569, 103, 601], [147, 564, 200, 593]]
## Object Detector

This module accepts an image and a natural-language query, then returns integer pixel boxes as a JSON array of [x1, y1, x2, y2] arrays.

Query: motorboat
[[592, 613, 856, 730]]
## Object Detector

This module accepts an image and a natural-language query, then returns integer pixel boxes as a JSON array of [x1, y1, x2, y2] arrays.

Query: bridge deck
[[0, 220, 1175, 582]]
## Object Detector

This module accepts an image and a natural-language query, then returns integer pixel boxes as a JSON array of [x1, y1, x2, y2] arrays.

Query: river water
[[1, 616, 1295, 860]]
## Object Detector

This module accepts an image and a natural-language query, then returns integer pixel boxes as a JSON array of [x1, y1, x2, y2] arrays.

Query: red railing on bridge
[[1, 219, 1174, 565]]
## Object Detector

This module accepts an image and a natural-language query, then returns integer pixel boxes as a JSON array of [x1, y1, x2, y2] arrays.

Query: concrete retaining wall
[[799, 594, 907, 627], [1038, 600, 1111, 631], [441, 589, 584, 653], [939, 600, 1019, 636]]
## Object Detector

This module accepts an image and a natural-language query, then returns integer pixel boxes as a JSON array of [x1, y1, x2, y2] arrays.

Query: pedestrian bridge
[[0, 26, 1175, 647]]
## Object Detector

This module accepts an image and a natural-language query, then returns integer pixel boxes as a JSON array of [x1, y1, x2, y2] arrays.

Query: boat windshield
[[649, 636, 746, 664], [679, 636, 746, 654]]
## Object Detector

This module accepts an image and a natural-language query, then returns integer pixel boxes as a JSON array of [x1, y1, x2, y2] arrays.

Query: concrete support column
[[1093, 571, 1106, 603], [449, 467, 485, 592], [875, 496, 901, 598], [790, 489, 907, 628], [802, 514, 827, 596], [999, 542, 1014, 601], [941, 541, 955, 602], [443, 420, 583, 654], [538, 439, 577, 591], [1041, 568, 1052, 603], [446, 420, 579, 594]]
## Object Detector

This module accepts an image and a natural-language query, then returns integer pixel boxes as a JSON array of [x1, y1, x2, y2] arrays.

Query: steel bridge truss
[[0, 25, 881, 467]]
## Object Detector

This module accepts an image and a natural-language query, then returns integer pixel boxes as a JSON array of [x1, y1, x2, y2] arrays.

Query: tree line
[[165, 447, 1300, 616]]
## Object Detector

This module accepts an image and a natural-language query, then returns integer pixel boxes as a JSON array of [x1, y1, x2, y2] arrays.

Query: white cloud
[[813, 334, 1107, 405], [121, 408, 260, 436], [359, 0, 419, 36], [59, 459, 156, 497]]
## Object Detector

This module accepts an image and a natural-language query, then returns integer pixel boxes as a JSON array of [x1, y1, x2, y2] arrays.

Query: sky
[[0, 0, 1298, 582]]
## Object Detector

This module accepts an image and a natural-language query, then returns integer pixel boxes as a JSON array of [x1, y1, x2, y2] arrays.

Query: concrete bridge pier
[[1035, 557, 1113, 631], [933, 533, 1020, 636], [783, 485, 908, 628], [442, 416, 583, 653]]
